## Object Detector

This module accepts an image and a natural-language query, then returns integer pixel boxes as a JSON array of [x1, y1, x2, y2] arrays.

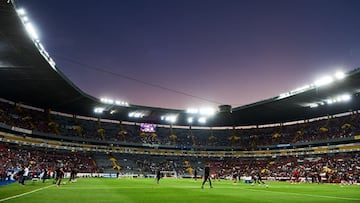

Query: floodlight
[[186, 108, 198, 114], [340, 94, 351, 101], [187, 117, 193, 123], [129, 112, 142, 118], [278, 92, 290, 99], [101, 97, 128, 106], [49, 58, 56, 68], [24, 22, 39, 40], [334, 71, 345, 80], [94, 107, 104, 113], [314, 76, 333, 87], [161, 114, 178, 123], [309, 103, 319, 108], [198, 117, 207, 124], [166, 115, 177, 123], [326, 99, 334, 104], [169, 116, 177, 123], [199, 108, 215, 116], [17, 8, 26, 16], [22, 16, 29, 22]]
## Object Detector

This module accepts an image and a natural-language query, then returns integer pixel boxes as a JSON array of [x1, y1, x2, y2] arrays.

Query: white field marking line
[[54, 186, 241, 189], [0, 185, 53, 202], [244, 187, 360, 201]]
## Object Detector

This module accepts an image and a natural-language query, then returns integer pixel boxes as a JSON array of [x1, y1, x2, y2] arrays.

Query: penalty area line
[[0, 185, 53, 202]]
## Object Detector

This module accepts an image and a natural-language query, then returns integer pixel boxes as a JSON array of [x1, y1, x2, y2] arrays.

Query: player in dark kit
[[194, 169, 197, 181], [251, 171, 268, 187], [55, 167, 65, 187], [69, 168, 77, 183], [201, 164, 213, 189], [156, 169, 161, 184]]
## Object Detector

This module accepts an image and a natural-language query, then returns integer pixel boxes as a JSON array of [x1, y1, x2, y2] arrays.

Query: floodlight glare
[[326, 99, 334, 104], [22, 16, 29, 22], [314, 76, 333, 87], [187, 117, 193, 123], [199, 108, 215, 116], [161, 114, 178, 123], [17, 8, 26, 16], [129, 112, 144, 118], [186, 108, 198, 114], [101, 97, 129, 106], [94, 107, 104, 114], [309, 103, 319, 108], [166, 115, 177, 123], [334, 71, 345, 80], [341, 94, 351, 101], [24, 22, 39, 40], [198, 117, 207, 124], [49, 58, 56, 68]]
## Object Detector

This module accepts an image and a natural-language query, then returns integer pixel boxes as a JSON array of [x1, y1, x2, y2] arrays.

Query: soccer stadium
[[0, 1, 360, 203]]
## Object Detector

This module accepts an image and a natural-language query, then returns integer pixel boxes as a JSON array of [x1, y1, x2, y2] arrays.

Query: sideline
[[0, 185, 53, 202]]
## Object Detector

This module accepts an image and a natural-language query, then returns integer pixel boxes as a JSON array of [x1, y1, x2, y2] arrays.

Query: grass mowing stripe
[[244, 187, 360, 201], [0, 185, 53, 202]]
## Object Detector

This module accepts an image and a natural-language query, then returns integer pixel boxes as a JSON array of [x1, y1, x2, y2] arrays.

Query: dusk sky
[[16, 0, 360, 110]]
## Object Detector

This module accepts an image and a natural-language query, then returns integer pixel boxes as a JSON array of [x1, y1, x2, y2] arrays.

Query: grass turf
[[0, 178, 359, 203]]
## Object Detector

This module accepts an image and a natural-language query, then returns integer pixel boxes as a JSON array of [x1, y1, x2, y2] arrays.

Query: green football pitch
[[0, 178, 359, 203]]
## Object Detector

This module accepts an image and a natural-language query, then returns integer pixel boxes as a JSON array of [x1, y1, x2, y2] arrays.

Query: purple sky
[[17, 0, 360, 110]]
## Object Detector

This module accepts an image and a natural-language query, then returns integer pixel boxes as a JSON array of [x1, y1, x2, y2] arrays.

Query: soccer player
[[55, 167, 65, 187], [201, 164, 213, 189], [17, 166, 25, 185], [69, 167, 77, 183], [291, 168, 300, 184], [256, 172, 266, 185], [40, 168, 47, 183], [232, 167, 238, 183], [156, 169, 161, 184], [251, 171, 267, 187], [20, 165, 29, 185], [304, 171, 310, 183], [193, 169, 197, 181]]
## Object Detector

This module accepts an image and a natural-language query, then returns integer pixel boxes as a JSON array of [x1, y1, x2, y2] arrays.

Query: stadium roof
[[1, 2, 360, 127]]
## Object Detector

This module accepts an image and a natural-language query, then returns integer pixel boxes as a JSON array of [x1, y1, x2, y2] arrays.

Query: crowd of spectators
[[0, 142, 99, 182], [205, 152, 359, 183], [1, 100, 359, 150]]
